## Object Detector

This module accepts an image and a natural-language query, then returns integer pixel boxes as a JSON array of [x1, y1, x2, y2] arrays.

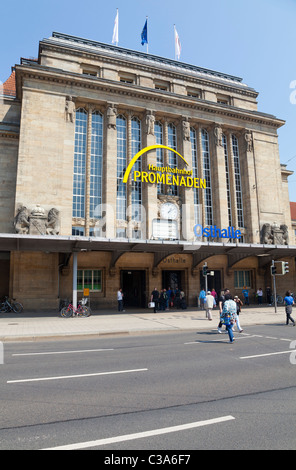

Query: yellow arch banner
[[122, 145, 190, 183]]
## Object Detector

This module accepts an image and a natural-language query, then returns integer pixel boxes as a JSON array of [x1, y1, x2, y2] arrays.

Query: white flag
[[112, 9, 119, 45], [174, 25, 181, 60]]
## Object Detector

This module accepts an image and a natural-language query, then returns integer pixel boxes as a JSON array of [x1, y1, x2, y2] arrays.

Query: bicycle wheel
[[11, 302, 23, 313], [277, 296, 283, 304], [77, 306, 91, 317], [60, 306, 73, 318]]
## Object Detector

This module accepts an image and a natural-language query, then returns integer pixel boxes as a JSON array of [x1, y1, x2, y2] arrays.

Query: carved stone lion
[[14, 206, 30, 234], [46, 208, 60, 235], [261, 223, 273, 244]]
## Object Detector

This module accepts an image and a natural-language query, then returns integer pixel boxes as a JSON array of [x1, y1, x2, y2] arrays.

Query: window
[[187, 88, 201, 98], [155, 121, 164, 195], [232, 135, 244, 228], [190, 128, 200, 223], [155, 81, 170, 91], [116, 115, 127, 221], [73, 108, 87, 219], [131, 117, 142, 222], [167, 123, 178, 196], [234, 270, 251, 289], [72, 226, 85, 236], [82, 69, 98, 77], [120, 73, 136, 84], [222, 134, 232, 227], [90, 111, 103, 219], [73, 108, 104, 234], [77, 270, 102, 292], [201, 129, 213, 226], [217, 94, 230, 105]]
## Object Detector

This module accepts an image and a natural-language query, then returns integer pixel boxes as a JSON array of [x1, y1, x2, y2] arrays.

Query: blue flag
[[141, 19, 148, 46]]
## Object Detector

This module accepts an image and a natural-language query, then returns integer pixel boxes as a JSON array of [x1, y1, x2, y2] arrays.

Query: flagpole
[[146, 16, 148, 54], [174, 25, 176, 60]]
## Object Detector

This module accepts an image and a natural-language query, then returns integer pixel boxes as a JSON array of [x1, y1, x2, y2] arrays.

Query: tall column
[[240, 130, 260, 243], [180, 117, 195, 241], [103, 103, 117, 238], [142, 110, 157, 239]]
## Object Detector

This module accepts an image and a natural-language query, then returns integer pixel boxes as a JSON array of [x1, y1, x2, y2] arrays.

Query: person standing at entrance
[[151, 287, 159, 313], [199, 289, 206, 310], [117, 288, 125, 312], [284, 291, 295, 326]]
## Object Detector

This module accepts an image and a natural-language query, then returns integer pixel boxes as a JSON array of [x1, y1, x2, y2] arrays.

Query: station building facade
[[0, 32, 295, 310]]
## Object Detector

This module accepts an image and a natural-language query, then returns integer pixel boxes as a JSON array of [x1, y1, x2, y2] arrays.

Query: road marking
[[7, 368, 148, 384], [12, 348, 114, 357], [41, 415, 235, 450], [240, 350, 292, 360]]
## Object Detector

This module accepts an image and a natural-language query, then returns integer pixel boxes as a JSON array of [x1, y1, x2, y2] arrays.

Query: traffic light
[[282, 261, 289, 275], [271, 265, 277, 275], [202, 265, 208, 276]]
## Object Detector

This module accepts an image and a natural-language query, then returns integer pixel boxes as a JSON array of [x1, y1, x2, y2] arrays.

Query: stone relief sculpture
[[13, 206, 30, 234], [107, 105, 117, 129], [14, 205, 60, 236], [146, 111, 155, 135], [46, 208, 60, 235], [65, 96, 75, 123], [261, 222, 289, 245], [244, 131, 253, 152], [182, 118, 190, 141], [214, 125, 223, 147]]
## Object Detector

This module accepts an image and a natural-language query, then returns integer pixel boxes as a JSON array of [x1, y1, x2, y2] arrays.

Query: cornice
[[40, 40, 258, 99], [15, 64, 285, 130]]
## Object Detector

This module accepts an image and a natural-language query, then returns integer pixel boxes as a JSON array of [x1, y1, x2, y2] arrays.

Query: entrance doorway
[[200, 270, 222, 295], [121, 270, 146, 308], [162, 271, 184, 291]]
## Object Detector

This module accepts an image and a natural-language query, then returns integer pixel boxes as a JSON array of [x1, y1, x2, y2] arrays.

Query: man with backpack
[[220, 294, 236, 343]]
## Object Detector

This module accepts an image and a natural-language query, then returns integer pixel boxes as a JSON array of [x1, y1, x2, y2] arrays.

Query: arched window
[[201, 129, 213, 226], [190, 127, 200, 224], [131, 117, 142, 221], [168, 123, 178, 196], [73, 108, 87, 219], [116, 115, 127, 221], [222, 134, 232, 227], [90, 111, 103, 219], [155, 121, 164, 194], [232, 135, 244, 228]]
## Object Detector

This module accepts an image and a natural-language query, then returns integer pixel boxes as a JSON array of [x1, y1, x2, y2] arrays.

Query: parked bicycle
[[59, 298, 91, 318], [270, 294, 283, 305], [0, 296, 23, 313]]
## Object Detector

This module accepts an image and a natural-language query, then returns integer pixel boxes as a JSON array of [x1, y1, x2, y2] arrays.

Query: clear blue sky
[[1, 0, 296, 201]]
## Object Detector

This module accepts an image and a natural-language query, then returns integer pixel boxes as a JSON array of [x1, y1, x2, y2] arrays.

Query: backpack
[[221, 299, 236, 325]]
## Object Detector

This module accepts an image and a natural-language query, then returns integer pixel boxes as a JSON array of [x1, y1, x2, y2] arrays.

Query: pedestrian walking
[[151, 287, 159, 313], [234, 295, 243, 332], [220, 294, 236, 343], [117, 288, 125, 312], [284, 290, 295, 326], [199, 289, 206, 310], [205, 291, 215, 321], [217, 288, 230, 333]]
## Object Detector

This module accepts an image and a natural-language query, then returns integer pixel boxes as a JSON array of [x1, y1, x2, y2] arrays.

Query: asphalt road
[[0, 324, 296, 451]]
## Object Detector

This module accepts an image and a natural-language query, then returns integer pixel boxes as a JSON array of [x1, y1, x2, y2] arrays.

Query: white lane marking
[[7, 368, 148, 384], [12, 349, 114, 356], [42, 415, 235, 450], [240, 350, 292, 360]]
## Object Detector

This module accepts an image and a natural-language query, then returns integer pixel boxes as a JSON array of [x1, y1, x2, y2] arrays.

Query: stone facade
[[0, 32, 294, 309]]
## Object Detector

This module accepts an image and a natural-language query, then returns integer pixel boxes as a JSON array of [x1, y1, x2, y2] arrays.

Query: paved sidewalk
[[0, 305, 290, 342]]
